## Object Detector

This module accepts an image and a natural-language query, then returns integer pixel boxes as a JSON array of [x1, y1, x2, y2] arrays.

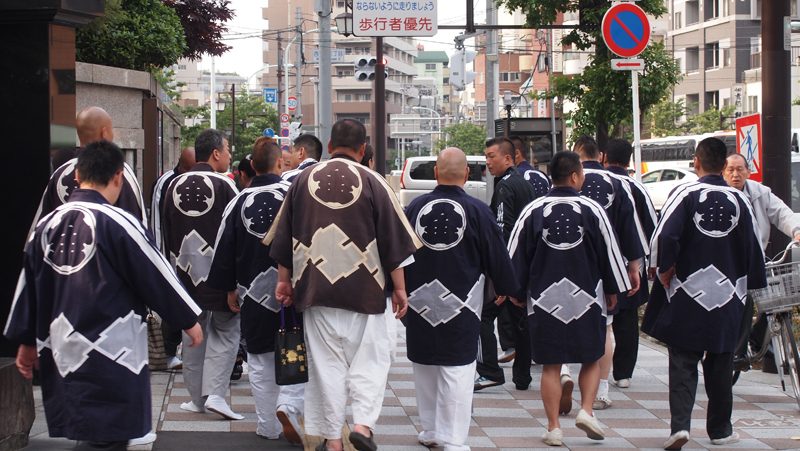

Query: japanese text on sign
[[353, 0, 437, 37]]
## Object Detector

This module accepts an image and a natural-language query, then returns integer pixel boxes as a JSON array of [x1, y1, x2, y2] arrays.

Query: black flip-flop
[[348, 430, 377, 451], [315, 439, 328, 451]]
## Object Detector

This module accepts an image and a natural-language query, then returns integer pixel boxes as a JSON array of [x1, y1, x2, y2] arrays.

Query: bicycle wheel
[[778, 312, 800, 410]]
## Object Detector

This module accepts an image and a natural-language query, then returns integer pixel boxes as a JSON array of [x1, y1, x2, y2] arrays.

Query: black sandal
[[348, 430, 377, 451]]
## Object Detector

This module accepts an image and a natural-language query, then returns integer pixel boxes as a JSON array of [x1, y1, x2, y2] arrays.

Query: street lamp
[[503, 90, 513, 137], [334, 12, 353, 37]]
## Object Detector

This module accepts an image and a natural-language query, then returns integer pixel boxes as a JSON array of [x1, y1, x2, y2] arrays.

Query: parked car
[[641, 168, 698, 212], [397, 156, 492, 207]]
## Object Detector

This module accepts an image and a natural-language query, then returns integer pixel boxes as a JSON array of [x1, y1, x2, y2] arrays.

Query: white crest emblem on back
[[308, 161, 363, 209], [42, 206, 97, 275], [692, 189, 740, 238], [415, 199, 467, 251], [542, 200, 584, 250], [173, 174, 215, 217]]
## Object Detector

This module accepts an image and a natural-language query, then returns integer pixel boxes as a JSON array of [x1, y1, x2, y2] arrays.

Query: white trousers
[[413, 362, 475, 451], [182, 310, 241, 405], [247, 351, 305, 438], [303, 306, 393, 439]]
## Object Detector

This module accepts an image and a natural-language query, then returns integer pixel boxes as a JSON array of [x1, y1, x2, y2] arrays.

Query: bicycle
[[733, 241, 800, 410]]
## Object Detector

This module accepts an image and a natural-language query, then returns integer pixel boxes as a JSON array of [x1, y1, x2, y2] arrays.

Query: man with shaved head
[[404, 147, 519, 450], [32, 106, 146, 228]]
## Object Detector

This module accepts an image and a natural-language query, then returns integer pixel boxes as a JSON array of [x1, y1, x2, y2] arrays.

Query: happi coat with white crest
[[580, 161, 647, 311], [4, 189, 201, 441], [517, 160, 551, 199], [161, 163, 239, 311], [31, 152, 147, 229], [642, 175, 766, 353], [508, 187, 632, 363], [404, 185, 520, 366], [206, 173, 290, 353], [266, 155, 421, 314]]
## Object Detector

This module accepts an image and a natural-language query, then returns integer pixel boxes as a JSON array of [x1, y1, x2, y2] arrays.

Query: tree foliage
[[435, 122, 488, 155], [77, 0, 187, 71], [646, 98, 688, 137], [496, 0, 679, 146], [645, 98, 736, 136], [182, 94, 279, 163], [164, 0, 234, 60]]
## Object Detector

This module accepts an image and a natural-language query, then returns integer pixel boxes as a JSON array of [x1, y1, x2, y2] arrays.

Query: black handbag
[[274, 306, 308, 385]]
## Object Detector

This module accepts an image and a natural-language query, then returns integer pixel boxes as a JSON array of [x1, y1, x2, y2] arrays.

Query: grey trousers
[[182, 310, 241, 406]]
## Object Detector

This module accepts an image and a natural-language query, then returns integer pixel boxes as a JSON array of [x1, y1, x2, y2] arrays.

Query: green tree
[[434, 122, 488, 156], [77, 0, 187, 71], [646, 98, 688, 137], [685, 105, 736, 134], [497, 0, 680, 147], [182, 94, 279, 163]]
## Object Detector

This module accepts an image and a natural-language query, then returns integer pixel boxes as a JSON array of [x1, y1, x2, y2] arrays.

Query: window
[[705, 42, 720, 69], [686, 0, 700, 25], [337, 0, 345, 7], [425, 63, 436, 70], [722, 47, 732, 67], [642, 171, 661, 183], [705, 90, 719, 108], [686, 47, 700, 73], [500, 72, 521, 82], [674, 11, 682, 28], [661, 170, 679, 182], [443, 77, 449, 84], [345, 47, 353, 55], [177, 64, 187, 70], [748, 95, 759, 113], [344, 94, 352, 101], [704, 0, 727, 20], [686, 94, 700, 114]]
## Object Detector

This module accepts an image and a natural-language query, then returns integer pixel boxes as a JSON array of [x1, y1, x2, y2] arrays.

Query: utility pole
[[485, 0, 498, 137], [295, 7, 303, 121], [762, 0, 792, 255], [210, 56, 217, 129], [548, 29, 557, 155], [277, 32, 283, 116], [317, 0, 332, 157], [375, 37, 387, 175], [231, 83, 236, 155]]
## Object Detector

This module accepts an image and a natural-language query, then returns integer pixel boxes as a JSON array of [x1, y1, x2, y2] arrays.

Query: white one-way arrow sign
[[611, 58, 644, 71]]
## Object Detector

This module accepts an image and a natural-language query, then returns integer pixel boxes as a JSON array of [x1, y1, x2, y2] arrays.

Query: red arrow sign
[[611, 58, 644, 71]]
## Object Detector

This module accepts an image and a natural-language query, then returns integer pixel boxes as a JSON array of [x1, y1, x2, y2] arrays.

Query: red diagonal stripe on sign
[[613, 16, 643, 46]]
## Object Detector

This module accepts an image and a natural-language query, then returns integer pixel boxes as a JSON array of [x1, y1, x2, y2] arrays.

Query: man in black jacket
[[475, 137, 537, 391]]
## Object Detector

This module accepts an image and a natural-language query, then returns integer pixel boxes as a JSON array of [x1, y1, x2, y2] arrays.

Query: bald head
[[76, 107, 114, 146], [435, 147, 469, 187], [178, 147, 196, 173]]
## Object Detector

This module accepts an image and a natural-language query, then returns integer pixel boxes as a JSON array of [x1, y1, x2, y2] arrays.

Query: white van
[[397, 156, 493, 207]]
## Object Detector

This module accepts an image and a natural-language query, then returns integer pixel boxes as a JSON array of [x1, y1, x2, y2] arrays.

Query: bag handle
[[279, 305, 300, 331]]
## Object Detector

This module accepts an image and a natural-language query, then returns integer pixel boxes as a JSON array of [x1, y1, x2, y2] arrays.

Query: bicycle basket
[[750, 261, 800, 313]]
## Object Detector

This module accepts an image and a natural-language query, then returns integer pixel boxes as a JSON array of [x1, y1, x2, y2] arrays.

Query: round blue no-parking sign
[[602, 3, 651, 58]]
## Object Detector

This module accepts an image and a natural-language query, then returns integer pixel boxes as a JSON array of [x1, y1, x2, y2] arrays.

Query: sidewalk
[[23, 325, 800, 450]]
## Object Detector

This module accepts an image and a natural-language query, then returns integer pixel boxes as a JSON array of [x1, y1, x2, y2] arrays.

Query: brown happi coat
[[266, 155, 421, 314]]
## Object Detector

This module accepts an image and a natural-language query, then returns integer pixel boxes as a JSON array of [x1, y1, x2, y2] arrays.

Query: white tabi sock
[[598, 379, 609, 398]]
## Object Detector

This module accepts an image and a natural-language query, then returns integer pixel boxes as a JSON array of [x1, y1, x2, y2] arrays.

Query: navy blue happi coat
[[5, 190, 200, 441], [404, 185, 520, 366], [508, 187, 631, 364], [207, 174, 291, 354], [517, 160, 551, 199], [643, 175, 766, 353]]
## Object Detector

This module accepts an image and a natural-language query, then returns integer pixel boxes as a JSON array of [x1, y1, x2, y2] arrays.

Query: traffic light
[[355, 56, 378, 81], [449, 50, 476, 91]]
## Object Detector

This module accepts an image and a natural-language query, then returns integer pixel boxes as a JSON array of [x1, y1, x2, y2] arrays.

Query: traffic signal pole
[[762, 0, 792, 255], [375, 37, 387, 175]]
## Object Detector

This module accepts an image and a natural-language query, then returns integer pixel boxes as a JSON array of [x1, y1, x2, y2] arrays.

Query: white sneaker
[[542, 427, 563, 446], [592, 395, 613, 410], [418, 430, 441, 447], [575, 409, 604, 440], [498, 347, 516, 363], [710, 432, 739, 446], [663, 430, 690, 450], [614, 378, 630, 388], [256, 428, 280, 440], [128, 431, 157, 446], [204, 394, 244, 420], [167, 356, 183, 370], [276, 404, 304, 445], [179, 400, 205, 413]]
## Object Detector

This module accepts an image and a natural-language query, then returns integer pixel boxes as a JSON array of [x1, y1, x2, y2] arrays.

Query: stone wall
[[76, 62, 183, 198]]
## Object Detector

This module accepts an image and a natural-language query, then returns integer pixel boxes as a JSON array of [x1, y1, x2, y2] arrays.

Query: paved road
[[23, 325, 800, 450]]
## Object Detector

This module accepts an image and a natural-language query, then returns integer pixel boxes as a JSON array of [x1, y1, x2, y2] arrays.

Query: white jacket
[[743, 179, 800, 250]]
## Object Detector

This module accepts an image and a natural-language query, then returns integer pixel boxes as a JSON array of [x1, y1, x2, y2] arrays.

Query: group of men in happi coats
[[5, 105, 766, 451]]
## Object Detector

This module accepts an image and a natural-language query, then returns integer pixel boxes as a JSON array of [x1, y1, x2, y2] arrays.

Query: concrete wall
[[76, 62, 183, 195]]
